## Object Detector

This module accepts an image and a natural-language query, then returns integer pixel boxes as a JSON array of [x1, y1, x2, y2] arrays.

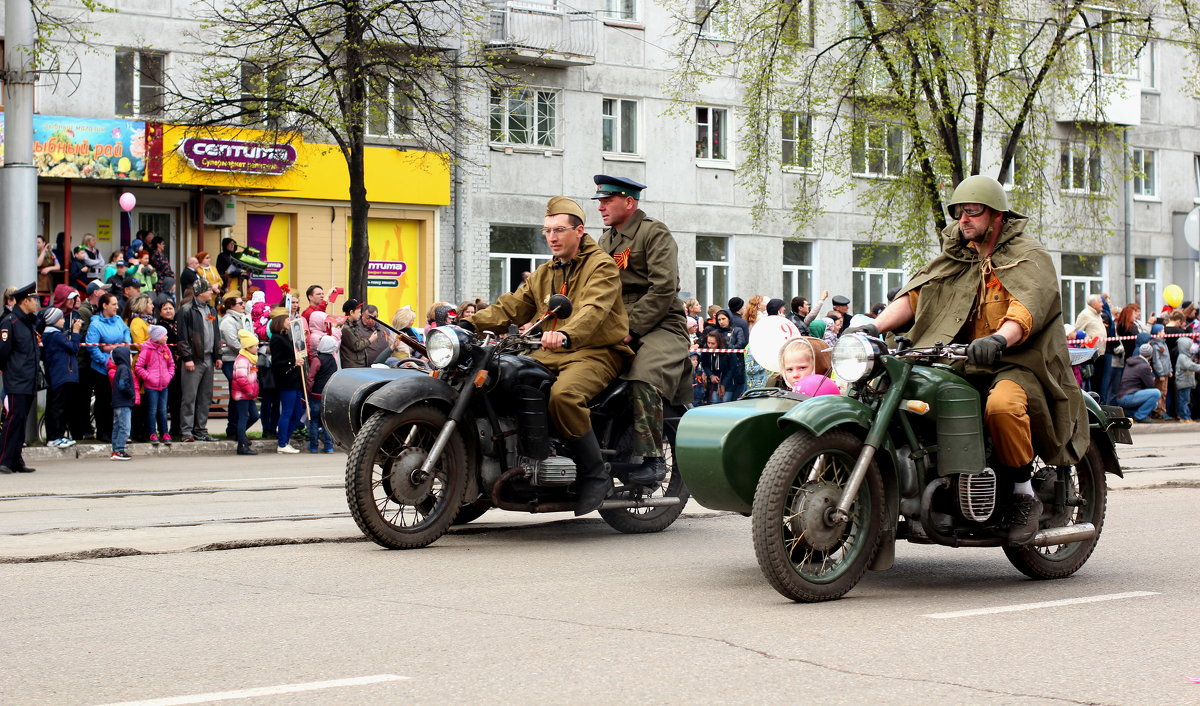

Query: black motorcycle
[[323, 296, 690, 549]]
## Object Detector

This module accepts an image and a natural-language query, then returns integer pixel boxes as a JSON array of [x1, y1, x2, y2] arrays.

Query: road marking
[[922, 591, 1159, 619], [97, 674, 409, 705], [209, 475, 339, 482]]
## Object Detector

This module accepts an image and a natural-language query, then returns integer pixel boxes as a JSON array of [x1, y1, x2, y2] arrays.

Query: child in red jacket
[[135, 325, 176, 446]]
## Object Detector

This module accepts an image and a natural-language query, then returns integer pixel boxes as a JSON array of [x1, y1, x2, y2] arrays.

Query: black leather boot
[[236, 442, 258, 456], [627, 457, 666, 488], [571, 429, 612, 516]]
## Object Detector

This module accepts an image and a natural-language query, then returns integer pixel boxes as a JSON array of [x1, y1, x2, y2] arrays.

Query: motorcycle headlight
[[426, 327, 464, 370], [832, 333, 882, 383]]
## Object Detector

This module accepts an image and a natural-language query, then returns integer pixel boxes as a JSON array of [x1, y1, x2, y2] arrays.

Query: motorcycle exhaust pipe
[[1030, 523, 1096, 547], [599, 496, 682, 510]]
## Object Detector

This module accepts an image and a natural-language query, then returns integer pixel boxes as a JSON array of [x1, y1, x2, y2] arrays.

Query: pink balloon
[[119, 193, 136, 212], [793, 375, 840, 397]]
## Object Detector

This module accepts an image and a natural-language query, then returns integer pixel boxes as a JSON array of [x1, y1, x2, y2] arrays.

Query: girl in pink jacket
[[231, 329, 262, 455], [135, 325, 175, 445]]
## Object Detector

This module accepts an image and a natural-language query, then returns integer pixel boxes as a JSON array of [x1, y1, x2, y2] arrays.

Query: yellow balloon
[[1163, 284, 1184, 309]]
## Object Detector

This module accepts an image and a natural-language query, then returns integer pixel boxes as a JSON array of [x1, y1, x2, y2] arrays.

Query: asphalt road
[[1, 428, 1198, 704]]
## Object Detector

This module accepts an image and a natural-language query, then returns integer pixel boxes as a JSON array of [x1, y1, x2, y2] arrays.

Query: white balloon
[[748, 315, 801, 373]]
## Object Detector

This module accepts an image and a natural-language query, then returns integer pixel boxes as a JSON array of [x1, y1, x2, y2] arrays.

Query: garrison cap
[[831, 295, 851, 307], [591, 174, 646, 200], [545, 195, 586, 224], [12, 282, 37, 302]]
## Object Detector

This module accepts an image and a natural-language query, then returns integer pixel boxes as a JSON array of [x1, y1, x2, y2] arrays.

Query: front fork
[[830, 363, 909, 524], [416, 345, 495, 477]]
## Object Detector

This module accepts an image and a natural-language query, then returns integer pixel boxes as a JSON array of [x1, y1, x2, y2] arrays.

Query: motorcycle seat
[[589, 380, 628, 409]]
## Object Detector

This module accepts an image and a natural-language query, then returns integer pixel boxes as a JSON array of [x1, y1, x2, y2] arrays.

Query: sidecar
[[322, 366, 443, 450]]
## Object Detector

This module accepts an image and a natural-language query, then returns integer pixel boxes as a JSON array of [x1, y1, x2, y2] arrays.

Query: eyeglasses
[[950, 203, 987, 219], [540, 226, 577, 236]]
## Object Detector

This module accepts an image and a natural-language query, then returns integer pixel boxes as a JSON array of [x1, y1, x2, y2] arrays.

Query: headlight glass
[[426, 328, 461, 370], [832, 333, 877, 383]]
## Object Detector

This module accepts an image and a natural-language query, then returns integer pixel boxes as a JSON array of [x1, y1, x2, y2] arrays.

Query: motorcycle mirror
[[547, 294, 573, 319]]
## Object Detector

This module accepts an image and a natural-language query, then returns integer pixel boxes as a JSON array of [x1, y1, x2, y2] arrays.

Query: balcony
[[489, 1, 598, 67]]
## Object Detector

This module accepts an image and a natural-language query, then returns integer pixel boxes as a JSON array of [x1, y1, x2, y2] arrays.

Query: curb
[[23, 438, 309, 461], [1128, 422, 1199, 435]]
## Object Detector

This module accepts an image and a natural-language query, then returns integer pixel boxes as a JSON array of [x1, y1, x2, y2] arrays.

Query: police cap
[[591, 174, 646, 200], [12, 282, 36, 302]]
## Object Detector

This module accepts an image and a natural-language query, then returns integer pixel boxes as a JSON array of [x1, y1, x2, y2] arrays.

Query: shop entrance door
[[139, 208, 178, 275]]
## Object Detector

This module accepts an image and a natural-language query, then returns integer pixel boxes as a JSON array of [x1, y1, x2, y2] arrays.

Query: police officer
[[0, 283, 41, 474], [592, 175, 692, 485]]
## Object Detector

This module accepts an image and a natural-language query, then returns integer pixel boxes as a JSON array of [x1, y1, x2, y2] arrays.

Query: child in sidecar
[[765, 336, 840, 397]]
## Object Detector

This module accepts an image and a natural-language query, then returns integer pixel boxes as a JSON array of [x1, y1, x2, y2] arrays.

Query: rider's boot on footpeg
[[1007, 465, 1042, 546], [627, 456, 666, 488], [572, 429, 613, 516]]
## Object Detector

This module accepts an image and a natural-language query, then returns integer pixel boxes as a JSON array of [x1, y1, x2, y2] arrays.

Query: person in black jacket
[[40, 306, 82, 448], [176, 279, 221, 442], [305, 334, 338, 453], [0, 284, 40, 474], [270, 314, 305, 453]]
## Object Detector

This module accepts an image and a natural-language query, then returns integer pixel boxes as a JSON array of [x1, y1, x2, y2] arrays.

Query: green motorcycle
[[677, 334, 1132, 602]]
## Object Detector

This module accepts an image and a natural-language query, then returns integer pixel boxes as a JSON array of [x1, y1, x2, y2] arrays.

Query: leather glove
[[967, 334, 1008, 366], [843, 323, 880, 338]]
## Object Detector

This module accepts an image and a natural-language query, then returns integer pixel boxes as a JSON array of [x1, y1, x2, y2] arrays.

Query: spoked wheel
[[345, 405, 468, 549], [600, 419, 689, 534], [1003, 437, 1111, 579], [752, 428, 885, 602]]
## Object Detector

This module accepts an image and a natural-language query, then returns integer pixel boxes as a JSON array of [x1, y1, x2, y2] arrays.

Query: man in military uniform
[[465, 196, 633, 515], [848, 175, 1088, 545], [591, 175, 692, 484], [0, 284, 41, 474]]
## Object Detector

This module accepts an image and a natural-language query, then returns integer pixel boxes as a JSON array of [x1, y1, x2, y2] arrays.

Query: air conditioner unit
[[202, 194, 237, 227]]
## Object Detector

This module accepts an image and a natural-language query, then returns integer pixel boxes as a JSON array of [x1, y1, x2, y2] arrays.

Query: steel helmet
[[947, 175, 1009, 218]]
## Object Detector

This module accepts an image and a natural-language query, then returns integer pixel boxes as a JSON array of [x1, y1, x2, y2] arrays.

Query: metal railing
[[489, 1, 598, 63]]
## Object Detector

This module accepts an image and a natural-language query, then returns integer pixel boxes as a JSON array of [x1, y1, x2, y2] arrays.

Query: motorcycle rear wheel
[[1003, 438, 1111, 579], [345, 406, 468, 549], [600, 418, 690, 534], [752, 428, 885, 602]]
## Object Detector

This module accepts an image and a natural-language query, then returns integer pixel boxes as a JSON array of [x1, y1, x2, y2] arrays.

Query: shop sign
[[0, 114, 150, 180], [178, 137, 297, 175]]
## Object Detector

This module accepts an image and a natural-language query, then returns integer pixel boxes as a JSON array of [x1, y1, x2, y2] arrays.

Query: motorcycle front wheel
[[600, 418, 690, 534], [752, 428, 885, 602], [1003, 438, 1111, 579], [345, 405, 468, 549]]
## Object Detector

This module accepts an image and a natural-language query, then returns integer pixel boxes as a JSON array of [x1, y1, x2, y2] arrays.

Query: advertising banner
[[178, 137, 297, 175], [359, 219, 421, 321], [246, 212, 291, 305], [0, 114, 150, 180]]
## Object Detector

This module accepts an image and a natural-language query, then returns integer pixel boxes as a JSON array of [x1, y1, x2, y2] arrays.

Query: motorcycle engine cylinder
[[529, 455, 577, 486], [934, 382, 986, 475]]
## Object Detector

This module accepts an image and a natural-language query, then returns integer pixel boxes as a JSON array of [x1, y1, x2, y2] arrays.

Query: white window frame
[[851, 120, 904, 178], [1084, 7, 1135, 78], [781, 0, 815, 46], [1133, 257, 1158, 315], [695, 0, 732, 40], [1060, 254, 1105, 320], [782, 240, 814, 300], [695, 105, 731, 163], [601, 97, 640, 157], [602, 0, 640, 23], [1131, 147, 1157, 199], [695, 235, 731, 310], [851, 244, 904, 313], [366, 78, 414, 139], [115, 49, 166, 117], [1139, 40, 1158, 91], [1193, 154, 1200, 202], [781, 112, 814, 172], [1060, 140, 1102, 194], [488, 225, 551, 302], [490, 88, 560, 150]]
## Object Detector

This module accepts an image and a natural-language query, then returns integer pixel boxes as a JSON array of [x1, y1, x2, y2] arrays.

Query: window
[[489, 225, 551, 302], [0, 40, 5, 113], [1195, 155, 1200, 199], [1087, 9, 1133, 76], [782, 112, 813, 170], [239, 60, 289, 127], [602, 0, 639, 22], [1132, 148, 1156, 198], [1000, 140, 1028, 188], [1060, 254, 1104, 319], [851, 120, 903, 177], [1059, 140, 1102, 193], [1133, 258, 1157, 316], [1139, 40, 1157, 89], [602, 98, 639, 155], [695, 106, 729, 161], [782, 241, 813, 300], [852, 244, 904, 312], [490, 88, 559, 149], [115, 49, 165, 117], [695, 0, 731, 38], [781, 0, 814, 46], [695, 235, 730, 309], [367, 77, 414, 138]]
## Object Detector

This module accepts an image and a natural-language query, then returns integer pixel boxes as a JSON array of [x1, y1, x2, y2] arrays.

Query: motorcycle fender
[[363, 372, 457, 420], [322, 368, 409, 450], [776, 394, 876, 438], [1084, 393, 1133, 457]]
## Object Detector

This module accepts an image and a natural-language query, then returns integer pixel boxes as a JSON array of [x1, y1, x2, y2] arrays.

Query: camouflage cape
[[896, 215, 1090, 467]]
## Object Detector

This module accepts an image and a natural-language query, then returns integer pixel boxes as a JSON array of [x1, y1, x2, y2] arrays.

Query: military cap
[[545, 195, 586, 224], [591, 174, 646, 200], [831, 295, 851, 307], [12, 282, 37, 302]]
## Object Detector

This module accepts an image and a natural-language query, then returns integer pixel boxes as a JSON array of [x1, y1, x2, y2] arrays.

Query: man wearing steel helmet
[[464, 196, 633, 516], [846, 175, 1089, 546]]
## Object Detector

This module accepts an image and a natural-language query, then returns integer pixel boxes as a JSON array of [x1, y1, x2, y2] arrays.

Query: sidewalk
[[22, 417, 314, 461]]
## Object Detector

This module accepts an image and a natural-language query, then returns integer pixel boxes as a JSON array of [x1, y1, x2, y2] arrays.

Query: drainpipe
[[452, 50, 464, 303], [1123, 128, 1132, 304], [1, 0, 39, 290]]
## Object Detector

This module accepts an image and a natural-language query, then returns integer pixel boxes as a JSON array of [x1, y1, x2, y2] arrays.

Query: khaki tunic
[[467, 234, 633, 438], [598, 209, 692, 405]]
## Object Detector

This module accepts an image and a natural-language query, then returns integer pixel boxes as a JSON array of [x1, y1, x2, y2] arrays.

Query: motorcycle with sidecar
[[677, 333, 1131, 602], [322, 295, 690, 549]]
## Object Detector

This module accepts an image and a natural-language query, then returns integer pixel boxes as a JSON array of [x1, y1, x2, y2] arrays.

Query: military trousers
[[532, 347, 626, 439], [984, 379, 1034, 469]]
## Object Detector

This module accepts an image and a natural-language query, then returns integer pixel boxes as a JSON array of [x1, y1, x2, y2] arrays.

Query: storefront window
[[489, 225, 550, 302]]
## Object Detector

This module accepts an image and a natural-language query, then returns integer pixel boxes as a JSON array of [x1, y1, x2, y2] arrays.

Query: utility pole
[[1, 0, 39, 291]]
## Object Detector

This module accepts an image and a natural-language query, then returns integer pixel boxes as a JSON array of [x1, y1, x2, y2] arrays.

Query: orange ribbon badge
[[614, 248, 631, 270]]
